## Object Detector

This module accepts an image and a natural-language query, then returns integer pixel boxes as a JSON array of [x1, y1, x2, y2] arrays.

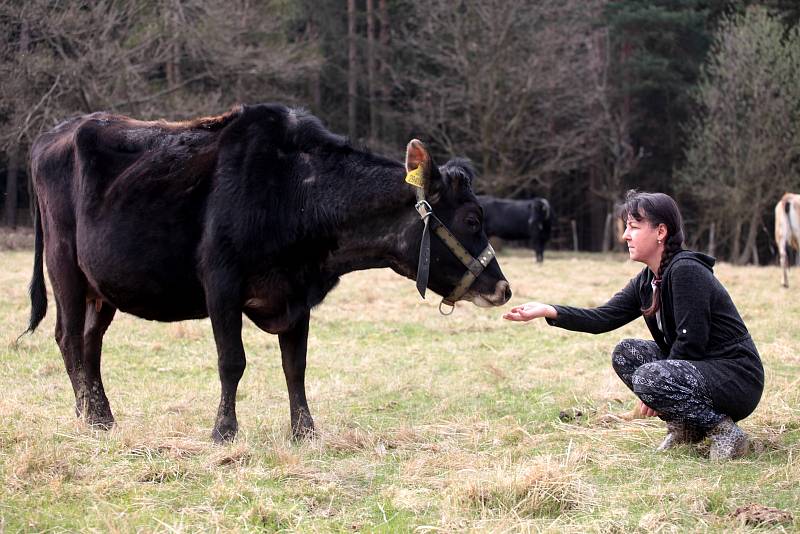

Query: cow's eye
[[466, 217, 480, 232]]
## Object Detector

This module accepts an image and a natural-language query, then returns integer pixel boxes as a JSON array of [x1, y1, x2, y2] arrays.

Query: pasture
[[1, 247, 798, 532]]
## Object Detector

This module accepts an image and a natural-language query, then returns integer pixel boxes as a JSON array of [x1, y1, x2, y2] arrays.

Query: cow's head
[[403, 139, 511, 309]]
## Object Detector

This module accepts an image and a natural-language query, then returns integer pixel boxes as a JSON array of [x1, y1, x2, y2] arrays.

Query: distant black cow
[[477, 195, 552, 262], [26, 104, 511, 442]]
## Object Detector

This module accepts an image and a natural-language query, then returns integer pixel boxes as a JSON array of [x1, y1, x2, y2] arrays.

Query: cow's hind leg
[[49, 251, 94, 424], [778, 241, 789, 288], [279, 310, 314, 440], [81, 301, 116, 428]]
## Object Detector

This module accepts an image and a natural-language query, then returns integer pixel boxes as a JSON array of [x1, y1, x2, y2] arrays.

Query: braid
[[642, 235, 682, 317]]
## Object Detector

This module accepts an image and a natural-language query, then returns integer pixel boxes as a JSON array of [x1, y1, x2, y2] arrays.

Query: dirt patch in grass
[[732, 503, 794, 527]]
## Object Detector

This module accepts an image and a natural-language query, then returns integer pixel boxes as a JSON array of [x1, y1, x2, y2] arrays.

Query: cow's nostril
[[496, 280, 511, 303]]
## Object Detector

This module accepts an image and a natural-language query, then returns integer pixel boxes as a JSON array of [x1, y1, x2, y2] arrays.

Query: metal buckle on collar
[[439, 300, 455, 315], [415, 200, 432, 218]]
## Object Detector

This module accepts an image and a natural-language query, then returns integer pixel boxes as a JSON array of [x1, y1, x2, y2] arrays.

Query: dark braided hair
[[620, 190, 685, 317]]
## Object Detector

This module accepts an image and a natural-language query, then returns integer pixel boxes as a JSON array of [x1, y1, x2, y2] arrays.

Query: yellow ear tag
[[405, 163, 425, 188]]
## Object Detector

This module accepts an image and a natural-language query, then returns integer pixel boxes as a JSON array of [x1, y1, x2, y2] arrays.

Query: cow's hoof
[[290, 414, 315, 441], [86, 402, 115, 430], [87, 413, 115, 430], [76, 402, 115, 430], [212, 417, 238, 443]]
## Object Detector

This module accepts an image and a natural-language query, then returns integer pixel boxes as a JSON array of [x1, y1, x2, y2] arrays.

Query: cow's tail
[[25, 197, 47, 335]]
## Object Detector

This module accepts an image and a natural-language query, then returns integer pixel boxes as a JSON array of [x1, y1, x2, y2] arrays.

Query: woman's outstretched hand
[[502, 302, 557, 322]]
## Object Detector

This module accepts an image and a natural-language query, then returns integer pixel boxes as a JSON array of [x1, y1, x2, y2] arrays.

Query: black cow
[[477, 195, 552, 262], [26, 104, 511, 442]]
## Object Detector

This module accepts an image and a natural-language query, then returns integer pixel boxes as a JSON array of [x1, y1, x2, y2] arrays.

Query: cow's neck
[[319, 159, 419, 277]]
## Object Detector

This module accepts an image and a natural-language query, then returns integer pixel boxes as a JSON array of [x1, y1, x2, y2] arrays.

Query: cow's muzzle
[[465, 279, 512, 308]]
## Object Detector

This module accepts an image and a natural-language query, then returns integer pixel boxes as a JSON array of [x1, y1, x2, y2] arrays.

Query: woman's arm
[[503, 276, 643, 334]]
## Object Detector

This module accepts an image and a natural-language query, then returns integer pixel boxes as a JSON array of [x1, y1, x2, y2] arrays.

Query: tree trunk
[[4, 146, 19, 228], [378, 0, 389, 141], [307, 17, 322, 111], [366, 0, 377, 144], [588, 166, 605, 251], [732, 222, 742, 263], [738, 210, 760, 265], [602, 211, 613, 252], [571, 219, 579, 252], [708, 222, 715, 257], [6, 19, 29, 228], [347, 0, 357, 140], [165, 1, 182, 90]]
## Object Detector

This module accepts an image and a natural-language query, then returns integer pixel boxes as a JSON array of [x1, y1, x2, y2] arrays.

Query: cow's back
[[31, 111, 237, 321], [479, 196, 534, 241]]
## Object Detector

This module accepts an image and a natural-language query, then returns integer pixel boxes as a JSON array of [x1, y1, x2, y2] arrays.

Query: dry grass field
[[1, 245, 798, 532]]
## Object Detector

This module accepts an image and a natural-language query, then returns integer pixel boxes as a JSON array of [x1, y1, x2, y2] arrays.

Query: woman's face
[[623, 215, 665, 266]]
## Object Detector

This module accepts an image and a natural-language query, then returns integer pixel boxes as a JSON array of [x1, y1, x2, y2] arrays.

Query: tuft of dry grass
[[444, 450, 593, 520], [6, 442, 77, 491]]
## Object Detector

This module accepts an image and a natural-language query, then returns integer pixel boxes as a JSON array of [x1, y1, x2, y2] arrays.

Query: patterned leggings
[[611, 338, 725, 430]]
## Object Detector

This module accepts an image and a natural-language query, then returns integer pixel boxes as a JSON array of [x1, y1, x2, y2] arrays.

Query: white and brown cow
[[775, 192, 800, 287]]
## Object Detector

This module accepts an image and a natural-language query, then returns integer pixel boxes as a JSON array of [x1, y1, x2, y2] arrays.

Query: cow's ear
[[405, 139, 441, 200]]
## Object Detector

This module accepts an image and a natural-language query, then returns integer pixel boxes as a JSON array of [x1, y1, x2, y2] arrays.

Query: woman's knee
[[630, 361, 662, 392], [611, 338, 639, 372]]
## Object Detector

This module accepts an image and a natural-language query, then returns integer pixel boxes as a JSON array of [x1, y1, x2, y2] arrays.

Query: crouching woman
[[504, 191, 764, 460]]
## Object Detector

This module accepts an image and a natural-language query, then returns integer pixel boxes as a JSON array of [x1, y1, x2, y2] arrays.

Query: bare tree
[[679, 7, 800, 264], [0, 0, 320, 149], [0, 0, 321, 224], [398, 0, 617, 198]]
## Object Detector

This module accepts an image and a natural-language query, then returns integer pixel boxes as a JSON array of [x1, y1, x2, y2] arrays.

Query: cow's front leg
[[279, 310, 314, 440], [205, 273, 246, 443], [81, 300, 117, 428]]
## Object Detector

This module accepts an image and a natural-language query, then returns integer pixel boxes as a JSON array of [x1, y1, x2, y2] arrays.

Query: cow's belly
[[76, 220, 207, 321], [241, 274, 296, 334], [241, 270, 338, 334]]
